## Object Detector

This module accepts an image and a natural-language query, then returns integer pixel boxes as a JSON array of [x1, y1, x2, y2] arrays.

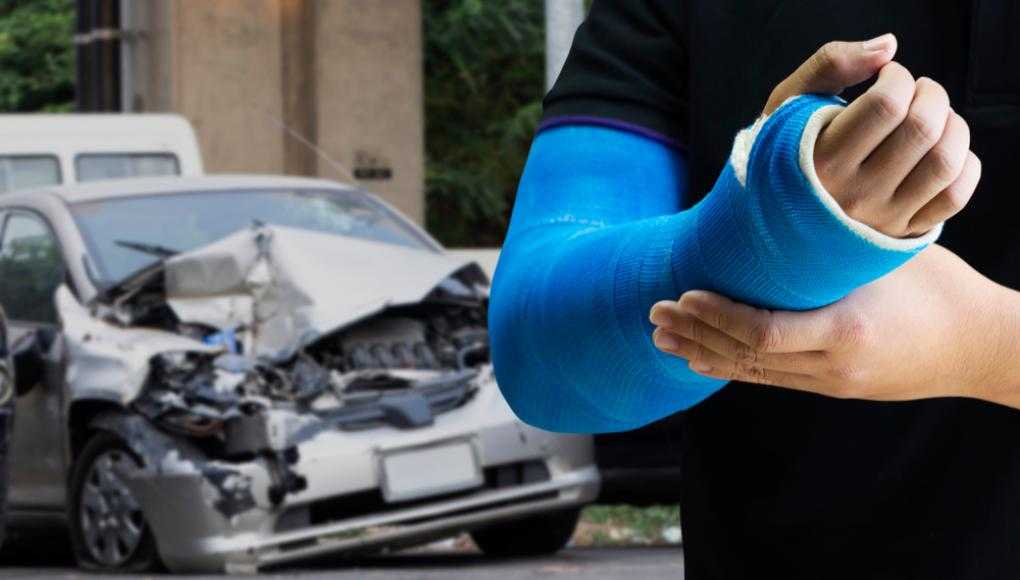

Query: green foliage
[[424, 0, 545, 246], [580, 504, 682, 545], [0, 0, 75, 112]]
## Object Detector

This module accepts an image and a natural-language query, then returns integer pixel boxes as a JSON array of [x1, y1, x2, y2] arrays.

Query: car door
[[0, 210, 69, 509]]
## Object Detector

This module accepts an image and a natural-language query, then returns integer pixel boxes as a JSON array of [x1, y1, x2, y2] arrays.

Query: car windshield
[[70, 188, 435, 285]]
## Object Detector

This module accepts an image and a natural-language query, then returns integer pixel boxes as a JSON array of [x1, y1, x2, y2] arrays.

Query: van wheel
[[68, 433, 160, 572], [471, 508, 581, 557]]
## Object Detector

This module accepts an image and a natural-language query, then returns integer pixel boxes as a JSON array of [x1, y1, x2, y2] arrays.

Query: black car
[[0, 307, 13, 549]]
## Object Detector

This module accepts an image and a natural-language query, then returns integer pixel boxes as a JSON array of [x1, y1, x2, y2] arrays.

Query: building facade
[[78, 0, 425, 223]]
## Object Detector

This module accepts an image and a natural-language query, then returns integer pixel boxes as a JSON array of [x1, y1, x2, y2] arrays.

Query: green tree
[[424, 0, 545, 246], [0, 0, 75, 112]]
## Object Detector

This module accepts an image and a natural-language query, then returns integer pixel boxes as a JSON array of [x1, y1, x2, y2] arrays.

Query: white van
[[0, 114, 203, 194]]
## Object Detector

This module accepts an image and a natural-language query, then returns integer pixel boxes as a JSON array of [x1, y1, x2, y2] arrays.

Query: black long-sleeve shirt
[[544, 1, 1020, 578]]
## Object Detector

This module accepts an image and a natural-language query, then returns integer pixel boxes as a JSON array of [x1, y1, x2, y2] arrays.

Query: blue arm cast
[[489, 95, 940, 433]]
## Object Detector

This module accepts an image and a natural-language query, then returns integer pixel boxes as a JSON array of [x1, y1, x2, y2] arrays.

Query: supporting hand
[[649, 246, 1020, 408]]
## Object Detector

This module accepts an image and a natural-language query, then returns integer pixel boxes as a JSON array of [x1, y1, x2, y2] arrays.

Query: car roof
[[0, 174, 359, 205], [0, 113, 194, 136]]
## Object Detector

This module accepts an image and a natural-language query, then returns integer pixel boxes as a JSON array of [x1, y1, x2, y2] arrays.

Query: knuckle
[[734, 342, 758, 364], [811, 41, 855, 85], [681, 316, 698, 340], [927, 145, 963, 183], [748, 318, 781, 352], [868, 90, 909, 123], [953, 112, 972, 145], [904, 109, 943, 148], [833, 311, 871, 349], [814, 42, 843, 74], [942, 181, 973, 213], [694, 342, 709, 364], [917, 76, 949, 102], [739, 363, 771, 385], [713, 310, 729, 333]]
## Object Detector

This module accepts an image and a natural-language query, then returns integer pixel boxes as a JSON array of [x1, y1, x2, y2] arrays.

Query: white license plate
[[380, 441, 483, 503]]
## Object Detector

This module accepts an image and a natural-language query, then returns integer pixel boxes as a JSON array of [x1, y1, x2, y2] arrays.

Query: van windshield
[[71, 187, 435, 285], [76, 153, 180, 182]]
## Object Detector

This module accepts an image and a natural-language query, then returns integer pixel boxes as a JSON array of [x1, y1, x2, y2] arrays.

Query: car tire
[[68, 432, 161, 573], [470, 508, 581, 558]]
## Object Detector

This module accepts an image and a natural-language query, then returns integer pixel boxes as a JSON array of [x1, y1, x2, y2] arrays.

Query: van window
[[76, 153, 180, 182], [0, 156, 61, 193]]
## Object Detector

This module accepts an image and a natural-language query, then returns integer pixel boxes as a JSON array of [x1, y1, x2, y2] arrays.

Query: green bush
[[424, 0, 545, 246], [0, 0, 74, 112]]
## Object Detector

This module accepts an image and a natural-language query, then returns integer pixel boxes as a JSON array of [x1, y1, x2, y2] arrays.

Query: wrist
[[699, 94, 939, 309]]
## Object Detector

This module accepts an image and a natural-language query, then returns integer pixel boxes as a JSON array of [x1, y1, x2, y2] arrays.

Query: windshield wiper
[[114, 239, 180, 258]]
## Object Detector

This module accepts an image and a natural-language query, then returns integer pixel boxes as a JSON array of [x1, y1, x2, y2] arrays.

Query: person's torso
[[677, 2, 1020, 578]]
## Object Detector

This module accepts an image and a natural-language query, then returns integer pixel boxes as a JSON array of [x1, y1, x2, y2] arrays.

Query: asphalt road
[[0, 545, 684, 579]]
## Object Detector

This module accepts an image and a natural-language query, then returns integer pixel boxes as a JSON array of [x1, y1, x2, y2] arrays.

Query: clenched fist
[[764, 34, 980, 238]]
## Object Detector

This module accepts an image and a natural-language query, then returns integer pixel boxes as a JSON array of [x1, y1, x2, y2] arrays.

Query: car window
[[0, 155, 61, 193], [75, 153, 180, 182], [0, 213, 64, 324]]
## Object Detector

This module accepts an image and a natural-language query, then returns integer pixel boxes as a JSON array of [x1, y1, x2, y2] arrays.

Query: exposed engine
[[130, 297, 489, 504]]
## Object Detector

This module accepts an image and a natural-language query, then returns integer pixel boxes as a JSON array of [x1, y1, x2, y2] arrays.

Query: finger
[[650, 311, 831, 374], [815, 61, 915, 173], [687, 357, 820, 392], [652, 328, 773, 379], [667, 291, 839, 354], [763, 34, 897, 115], [892, 110, 970, 217], [908, 151, 981, 234], [862, 77, 951, 196]]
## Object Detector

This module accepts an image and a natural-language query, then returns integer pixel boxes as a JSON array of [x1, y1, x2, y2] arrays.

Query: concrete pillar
[[545, 0, 585, 91], [314, 0, 425, 223], [121, 0, 425, 224], [279, 0, 319, 178]]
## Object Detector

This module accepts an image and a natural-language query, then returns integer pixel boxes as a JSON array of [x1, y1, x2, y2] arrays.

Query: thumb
[[763, 33, 897, 114]]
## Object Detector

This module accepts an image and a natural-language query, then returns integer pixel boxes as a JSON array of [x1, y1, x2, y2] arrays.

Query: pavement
[[0, 544, 685, 579]]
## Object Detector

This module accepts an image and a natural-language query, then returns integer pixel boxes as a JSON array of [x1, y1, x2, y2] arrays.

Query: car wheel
[[470, 508, 581, 558], [68, 432, 160, 572]]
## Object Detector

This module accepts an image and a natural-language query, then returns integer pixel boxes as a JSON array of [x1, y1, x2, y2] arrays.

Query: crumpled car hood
[[147, 225, 477, 360]]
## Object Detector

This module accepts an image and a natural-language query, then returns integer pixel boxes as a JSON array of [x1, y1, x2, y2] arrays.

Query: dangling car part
[[0, 176, 598, 573]]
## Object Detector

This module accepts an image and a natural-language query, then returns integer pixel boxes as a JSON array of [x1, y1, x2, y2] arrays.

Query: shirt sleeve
[[541, 0, 689, 146]]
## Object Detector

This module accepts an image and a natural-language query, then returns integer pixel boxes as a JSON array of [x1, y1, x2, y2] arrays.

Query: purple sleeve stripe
[[537, 115, 687, 152]]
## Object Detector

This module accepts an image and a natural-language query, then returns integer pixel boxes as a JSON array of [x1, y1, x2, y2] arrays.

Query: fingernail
[[650, 309, 670, 327], [654, 333, 678, 351], [690, 362, 713, 373], [863, 33, 894, 52]]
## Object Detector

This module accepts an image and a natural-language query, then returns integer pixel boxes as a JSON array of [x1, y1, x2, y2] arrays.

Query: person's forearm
[[490, 96, 939, 434], [977, 282, 1020, 408]]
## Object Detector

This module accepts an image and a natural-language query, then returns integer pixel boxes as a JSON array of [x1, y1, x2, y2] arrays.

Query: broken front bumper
[[99, 375, 598, 573]]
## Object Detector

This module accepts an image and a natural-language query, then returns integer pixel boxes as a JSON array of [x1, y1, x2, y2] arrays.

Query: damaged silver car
[[0, 175, 598, 573]]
